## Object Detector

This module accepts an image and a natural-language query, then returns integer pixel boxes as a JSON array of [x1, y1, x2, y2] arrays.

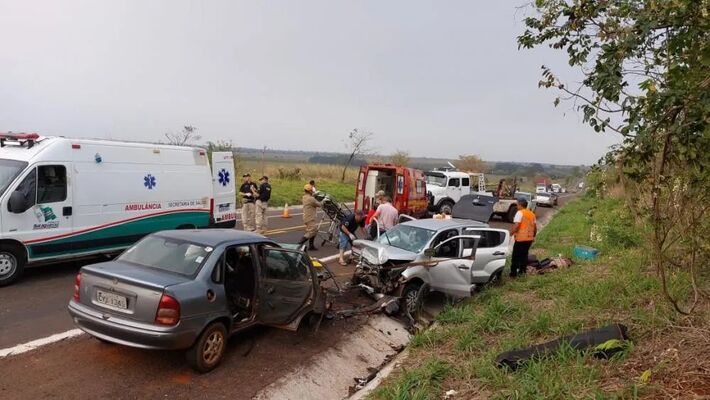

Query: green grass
[[369, 195, 707, 400], [230, 159, 357, 207], [265, 178, 355, 208]]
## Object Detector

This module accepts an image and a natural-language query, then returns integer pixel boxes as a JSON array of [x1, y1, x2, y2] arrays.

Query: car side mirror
[[462, 248, 473, 258], [8, 191, 29, 214], [423, 248, 436, 258]]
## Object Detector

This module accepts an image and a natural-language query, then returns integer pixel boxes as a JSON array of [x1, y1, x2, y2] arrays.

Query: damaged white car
[[352, 214, 510, 312]]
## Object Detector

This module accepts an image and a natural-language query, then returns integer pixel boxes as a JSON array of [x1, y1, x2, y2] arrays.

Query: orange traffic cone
[[282, 203, 291, 218]]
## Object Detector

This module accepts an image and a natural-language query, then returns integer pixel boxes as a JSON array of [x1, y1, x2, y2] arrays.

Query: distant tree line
[[308, 154, 367, 166]]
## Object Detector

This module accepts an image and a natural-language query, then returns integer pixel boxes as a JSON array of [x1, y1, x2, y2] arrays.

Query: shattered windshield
[[376, 225, 437, 254], [0, 159, 28, 195], [425, 173, 446, 187]]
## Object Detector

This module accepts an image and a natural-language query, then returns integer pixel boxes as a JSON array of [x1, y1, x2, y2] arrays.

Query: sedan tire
[[186, 322, 228, 373]]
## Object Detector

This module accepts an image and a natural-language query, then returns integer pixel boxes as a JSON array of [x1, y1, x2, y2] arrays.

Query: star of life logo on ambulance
[[33, 205, 59, 230]]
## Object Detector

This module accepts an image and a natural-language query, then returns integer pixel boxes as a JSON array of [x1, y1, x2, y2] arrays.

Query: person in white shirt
[[372, 196, 399, 232]]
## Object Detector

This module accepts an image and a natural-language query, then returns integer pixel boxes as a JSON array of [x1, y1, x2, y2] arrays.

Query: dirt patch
[[601, 311, 710, 398]]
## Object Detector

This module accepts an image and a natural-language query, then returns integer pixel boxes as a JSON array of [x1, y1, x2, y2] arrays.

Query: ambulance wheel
[[0, 244, 26, 287], [506, 206, 517, 223], [439, 201, 454, 216]]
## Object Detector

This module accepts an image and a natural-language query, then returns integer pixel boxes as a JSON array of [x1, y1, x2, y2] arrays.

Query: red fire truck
[[354, 163, 428, 218]]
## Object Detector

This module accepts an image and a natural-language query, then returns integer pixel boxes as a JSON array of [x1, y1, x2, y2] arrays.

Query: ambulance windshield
[[0, 159, 28, 195]]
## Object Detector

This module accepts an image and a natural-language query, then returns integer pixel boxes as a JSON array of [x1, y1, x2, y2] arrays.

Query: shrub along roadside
[[369, 196, 709, 399]]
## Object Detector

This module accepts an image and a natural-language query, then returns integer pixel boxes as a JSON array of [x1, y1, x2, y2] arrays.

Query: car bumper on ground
[[68, 300, 198, 350]]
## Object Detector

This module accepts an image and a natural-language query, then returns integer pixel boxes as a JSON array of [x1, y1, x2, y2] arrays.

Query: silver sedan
[[68, 229, 330, 372]]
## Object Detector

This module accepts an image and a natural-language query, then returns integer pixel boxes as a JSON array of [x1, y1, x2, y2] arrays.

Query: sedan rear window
[[118, 235, 212, 276]]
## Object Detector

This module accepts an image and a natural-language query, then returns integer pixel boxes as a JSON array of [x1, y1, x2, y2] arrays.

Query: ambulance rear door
[[211, 152, 236, 228]]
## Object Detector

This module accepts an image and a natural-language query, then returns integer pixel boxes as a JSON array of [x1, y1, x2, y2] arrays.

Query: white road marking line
[[0, 328, 85, 359], [0, 252, 347, 358]]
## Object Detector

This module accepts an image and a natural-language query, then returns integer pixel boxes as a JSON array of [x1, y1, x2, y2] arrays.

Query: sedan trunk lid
[[78, 261, 190, 323]]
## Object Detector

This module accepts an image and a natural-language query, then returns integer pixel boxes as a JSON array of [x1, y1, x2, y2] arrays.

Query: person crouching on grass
[[509, 198, 537, 277], [338, 211, 365, 266]]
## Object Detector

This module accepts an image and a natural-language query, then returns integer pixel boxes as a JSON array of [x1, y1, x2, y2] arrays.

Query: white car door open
[[463, 228, 510, 283]]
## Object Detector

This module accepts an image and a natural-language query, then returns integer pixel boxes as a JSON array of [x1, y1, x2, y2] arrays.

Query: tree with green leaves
[[454, 154, 488, 173], [389, 150, 410, 166], [519, 0, 709, 313]]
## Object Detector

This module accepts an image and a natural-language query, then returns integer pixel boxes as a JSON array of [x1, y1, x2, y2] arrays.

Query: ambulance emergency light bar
[[0, 132, 40, 148]]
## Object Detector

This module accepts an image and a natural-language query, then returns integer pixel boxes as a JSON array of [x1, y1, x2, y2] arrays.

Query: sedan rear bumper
[[68, 300, 198, 350]]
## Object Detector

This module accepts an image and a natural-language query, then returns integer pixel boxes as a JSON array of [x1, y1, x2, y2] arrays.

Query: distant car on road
[[68, 229, 330, 372], [535, 192, 557, 207]]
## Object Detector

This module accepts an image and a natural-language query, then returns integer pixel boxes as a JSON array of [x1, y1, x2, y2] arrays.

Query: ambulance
[[354, 163, 428, 218], [0, 132, 236, 286]]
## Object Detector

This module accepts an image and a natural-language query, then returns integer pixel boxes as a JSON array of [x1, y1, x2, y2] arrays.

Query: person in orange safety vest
[[509, 198, 537, 277]]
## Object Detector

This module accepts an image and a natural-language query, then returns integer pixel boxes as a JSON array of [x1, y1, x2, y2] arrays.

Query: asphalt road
[[0, 195, 574, 399]]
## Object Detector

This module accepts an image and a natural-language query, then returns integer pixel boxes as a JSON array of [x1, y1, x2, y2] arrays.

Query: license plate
[[96, 290, 128, 310]]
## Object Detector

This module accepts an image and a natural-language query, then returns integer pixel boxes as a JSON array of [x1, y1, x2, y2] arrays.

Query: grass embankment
[[372, 196, 709, 399], [238, 159, 357, 207]]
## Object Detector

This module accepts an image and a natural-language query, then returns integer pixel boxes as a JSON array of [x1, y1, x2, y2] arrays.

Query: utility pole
[[261, 146, 267, 177]]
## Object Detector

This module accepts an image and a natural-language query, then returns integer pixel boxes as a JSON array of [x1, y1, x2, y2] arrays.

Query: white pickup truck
[[425, 170, 472, 215], [426, 170, 523, 222]]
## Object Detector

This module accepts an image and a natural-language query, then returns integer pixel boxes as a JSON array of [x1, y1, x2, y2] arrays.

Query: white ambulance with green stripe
[[0, 133, 236, 286]]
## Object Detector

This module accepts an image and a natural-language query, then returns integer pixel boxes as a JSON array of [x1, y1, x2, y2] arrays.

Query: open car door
[[257, 247, 315, 329], [452, 194, 496, 222], [463, 228, 510, 284], [211, 152, 237, 228]]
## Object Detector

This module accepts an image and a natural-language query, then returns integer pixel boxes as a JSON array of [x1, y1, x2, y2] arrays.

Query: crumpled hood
[[353, 240, 418, 265]]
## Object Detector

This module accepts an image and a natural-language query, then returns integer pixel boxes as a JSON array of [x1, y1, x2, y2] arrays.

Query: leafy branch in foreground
[[518, 0, 709, 313]]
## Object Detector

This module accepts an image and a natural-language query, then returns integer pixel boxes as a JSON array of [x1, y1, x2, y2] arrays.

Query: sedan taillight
[[73, 273, 82, 302], [155, 293, 180, 325]]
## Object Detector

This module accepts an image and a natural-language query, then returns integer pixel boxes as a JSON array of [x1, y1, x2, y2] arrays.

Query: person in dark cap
[[239, 173, 258, 231], [255, 176, 271, 234]]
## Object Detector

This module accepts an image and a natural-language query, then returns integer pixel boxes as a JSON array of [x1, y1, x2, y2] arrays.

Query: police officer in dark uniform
[[255, 176, 271, 234], [239, 174, 258, 231]]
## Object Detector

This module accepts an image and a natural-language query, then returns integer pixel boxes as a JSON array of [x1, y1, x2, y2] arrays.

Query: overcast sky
[[0, 1, 620, 165]]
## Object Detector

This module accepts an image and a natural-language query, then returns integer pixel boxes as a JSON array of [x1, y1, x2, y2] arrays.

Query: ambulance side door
[[2, 163, 74, 259]]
